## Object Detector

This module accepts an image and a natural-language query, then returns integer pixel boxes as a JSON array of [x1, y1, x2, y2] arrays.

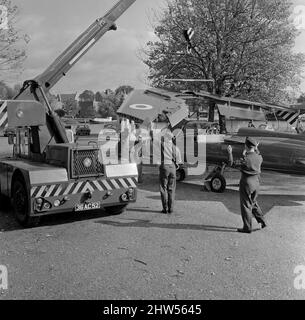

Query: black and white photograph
[[1, 0, 305, 310]]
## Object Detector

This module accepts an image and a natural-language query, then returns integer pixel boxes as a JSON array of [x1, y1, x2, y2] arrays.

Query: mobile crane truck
[[0, 0, 138, 227]]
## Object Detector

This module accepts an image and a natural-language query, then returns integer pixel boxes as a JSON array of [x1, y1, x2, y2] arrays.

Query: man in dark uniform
[[227, 137, 267, 233], [133, 124, 143, 183], [155, 129, 182, 214]]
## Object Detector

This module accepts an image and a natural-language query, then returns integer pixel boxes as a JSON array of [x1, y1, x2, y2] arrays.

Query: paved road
[[0, 137, 305, 299]]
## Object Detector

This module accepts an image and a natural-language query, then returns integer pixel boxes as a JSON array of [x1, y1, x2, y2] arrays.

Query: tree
[[54, 109, 66, 117], [143, 0, 305, 105], [79, 90, 95, 101], [94, 86, 133, 119], [79, 100, 96, 118], [75, 86, 133, 119], [0, 0, 29, 81], [0, 80, 13, 98], [96, 92, 118, 119], [297, 93, 305, 104], [115, 85, 134, 106], [97, 100, 117, 119], [95, 91, 103, 102], [115, 85, 134, 96], [78, 90, 95, 117], [0, 80, 20, 98], [57, 93, 78, 117]]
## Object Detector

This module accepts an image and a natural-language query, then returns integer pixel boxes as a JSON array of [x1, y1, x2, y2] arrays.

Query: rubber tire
[[104, 204, 127, 215], [12, 179, 40, 228], [0, 194, 11, 211], [210, 174, 226, 193], [176, 168, 186, 182]]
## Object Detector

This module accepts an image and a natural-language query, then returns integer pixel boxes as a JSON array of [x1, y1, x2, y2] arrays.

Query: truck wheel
[[210, 174, 226, 193], [0, 194, 11, 211], [176, 168, 186, 182], [104, 204, 127, 215], [12, 179, 40, 228]]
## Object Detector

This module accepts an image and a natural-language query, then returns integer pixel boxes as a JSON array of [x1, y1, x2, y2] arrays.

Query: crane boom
[[36, 0, 136, 91], [13, 0, 136, 147], [0, 0, 139, 228]]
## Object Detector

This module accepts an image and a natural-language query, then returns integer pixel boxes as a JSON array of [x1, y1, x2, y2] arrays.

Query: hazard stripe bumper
[[30, 177, 138, 199]]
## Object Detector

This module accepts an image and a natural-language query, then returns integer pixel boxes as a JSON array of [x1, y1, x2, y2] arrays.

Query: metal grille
[[72, 149, 104, 178]]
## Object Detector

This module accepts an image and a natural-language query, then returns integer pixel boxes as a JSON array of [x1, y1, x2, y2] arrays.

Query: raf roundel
[[129, 104, 154, 110]]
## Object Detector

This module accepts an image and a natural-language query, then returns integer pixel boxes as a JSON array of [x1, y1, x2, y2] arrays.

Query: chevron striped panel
[[276, 110, 300, 126], [30, 177, 138, 198], [0, 100, 8, 129]]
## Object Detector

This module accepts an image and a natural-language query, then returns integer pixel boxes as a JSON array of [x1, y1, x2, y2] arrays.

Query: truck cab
[[0, 100, 138, 227]]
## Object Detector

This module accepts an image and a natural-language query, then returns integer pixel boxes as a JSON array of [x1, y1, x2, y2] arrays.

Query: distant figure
[[133, 124, 143, 183], [130, 120, 135, 132], [227, 137, 267, 233], [248, 120, 255, 128], [218, 113, 227, 134]]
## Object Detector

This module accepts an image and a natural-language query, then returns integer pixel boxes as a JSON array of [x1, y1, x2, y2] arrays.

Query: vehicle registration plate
[[75, 201, 101, 212]]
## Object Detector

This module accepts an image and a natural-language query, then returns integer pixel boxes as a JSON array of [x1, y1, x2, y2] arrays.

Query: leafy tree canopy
[[54, 109, 66, 117], [0, 0, 29, 81], [0, 80, 20, 98], [143, 0, 305, 104], [79, 90, 95, 101]]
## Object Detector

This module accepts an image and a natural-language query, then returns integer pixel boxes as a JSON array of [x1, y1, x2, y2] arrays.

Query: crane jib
[[35, 0, 137, 90], [69, 38, 96, 66]]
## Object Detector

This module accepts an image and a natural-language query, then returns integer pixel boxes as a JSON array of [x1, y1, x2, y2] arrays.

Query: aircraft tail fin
[[275, 110, 300, 126]]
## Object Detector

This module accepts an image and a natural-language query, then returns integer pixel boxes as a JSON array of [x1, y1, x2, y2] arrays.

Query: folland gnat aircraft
[[118, 88, 305, 192]]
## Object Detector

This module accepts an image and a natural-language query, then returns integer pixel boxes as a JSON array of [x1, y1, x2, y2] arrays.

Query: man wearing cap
[[227, 137, 267, 233]]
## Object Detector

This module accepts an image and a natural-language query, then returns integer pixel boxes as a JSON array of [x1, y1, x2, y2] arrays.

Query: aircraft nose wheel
[[210, 174, 226, 193]]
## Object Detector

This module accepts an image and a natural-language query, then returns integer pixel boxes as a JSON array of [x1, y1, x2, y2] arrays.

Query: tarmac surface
[[0, 137, 305, 299]]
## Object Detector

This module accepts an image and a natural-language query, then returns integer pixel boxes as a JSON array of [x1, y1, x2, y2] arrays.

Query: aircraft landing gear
[[210, 173, 226, 193], [204, 163, 227, 193]]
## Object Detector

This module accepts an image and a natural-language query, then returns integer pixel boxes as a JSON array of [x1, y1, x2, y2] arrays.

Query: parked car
[[75, 124, 91, 136]]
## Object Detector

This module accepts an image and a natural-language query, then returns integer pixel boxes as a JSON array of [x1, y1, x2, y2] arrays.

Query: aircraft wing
[[176, 90, 289, 110], [217, 104, 266, 120], [177, 90, 301, 126], [117, 88, 189, 128]]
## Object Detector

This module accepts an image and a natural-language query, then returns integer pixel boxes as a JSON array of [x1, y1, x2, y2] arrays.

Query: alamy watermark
[[97, 126, 207, 176], [0, 5, 8, 30], [293, 5, 305, 30], [294, 263, 305, 290], [293, 265, 305, 290], [0, 265, 8, 290]]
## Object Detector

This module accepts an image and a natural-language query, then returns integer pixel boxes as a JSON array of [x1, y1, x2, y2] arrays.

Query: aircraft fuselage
[[204, 129, 305, 175]]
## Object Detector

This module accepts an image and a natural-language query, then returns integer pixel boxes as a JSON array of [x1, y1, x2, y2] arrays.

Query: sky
[[7, 0, 305, 96]]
